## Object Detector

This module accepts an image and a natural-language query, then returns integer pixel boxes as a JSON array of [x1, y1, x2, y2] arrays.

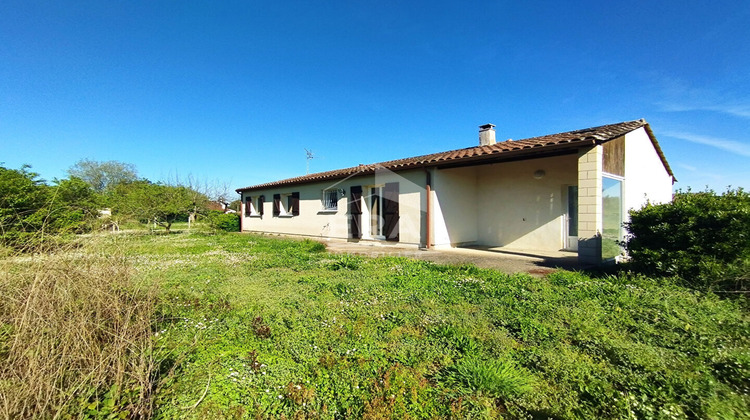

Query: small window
[[322, 189, 339, 211], [285, 194, 294, 214], [250, 196, 255, 216], [256, 195, 265, 216], [274, 192, 299, 216], [280, 193, 292, 215], [245, 196, 261, 216]]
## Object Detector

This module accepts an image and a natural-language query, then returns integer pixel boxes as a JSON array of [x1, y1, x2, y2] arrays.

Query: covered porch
[[425, 145, 623, 266]]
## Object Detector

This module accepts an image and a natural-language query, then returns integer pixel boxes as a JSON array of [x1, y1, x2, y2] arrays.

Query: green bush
[[623, 188, 750, 292], [0, 166, 100, 249], [206, 211, 239, 232]]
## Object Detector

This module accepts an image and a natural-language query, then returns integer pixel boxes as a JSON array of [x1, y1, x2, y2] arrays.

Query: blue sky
[[1, 1, 749, 194]]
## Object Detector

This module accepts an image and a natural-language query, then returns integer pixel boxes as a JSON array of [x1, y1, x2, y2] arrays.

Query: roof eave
[[236, 140, 596, 192], [642, 123, 677, 183]]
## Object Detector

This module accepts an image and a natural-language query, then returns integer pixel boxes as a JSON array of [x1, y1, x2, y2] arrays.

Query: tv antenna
[[305, 148, 316, 174]]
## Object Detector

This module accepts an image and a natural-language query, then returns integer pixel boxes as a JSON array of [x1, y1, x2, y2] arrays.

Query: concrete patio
[[323, 239, 579, 277]]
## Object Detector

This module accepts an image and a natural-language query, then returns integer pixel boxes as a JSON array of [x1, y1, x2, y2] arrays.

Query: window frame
[[244, 196, 257, 216], [256, 195, 265, 216], [320, 189, 339, 212], [281, 193, 292, 216], [274, 192, 299, 217]]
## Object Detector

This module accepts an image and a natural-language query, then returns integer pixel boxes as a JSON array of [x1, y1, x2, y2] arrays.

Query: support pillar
[[577, 145, 603, 265]]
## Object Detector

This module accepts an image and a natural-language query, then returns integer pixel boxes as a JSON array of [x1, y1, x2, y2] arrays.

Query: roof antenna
[[305, 148, 316, 174]]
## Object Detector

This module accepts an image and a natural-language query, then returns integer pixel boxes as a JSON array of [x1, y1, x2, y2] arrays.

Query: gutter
[[425, 169, 432, 249]]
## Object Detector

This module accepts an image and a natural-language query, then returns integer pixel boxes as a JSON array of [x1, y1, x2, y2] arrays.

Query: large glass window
[[602, 177, 623, 260]]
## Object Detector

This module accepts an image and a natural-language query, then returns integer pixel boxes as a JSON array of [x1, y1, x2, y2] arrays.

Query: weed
[[326, 253, 361, 270], [0, 245, 160, 419], [442, 357, 534, 398], [252, 316, 272, 339]]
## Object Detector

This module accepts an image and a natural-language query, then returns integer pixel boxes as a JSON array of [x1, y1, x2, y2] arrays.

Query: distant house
[[236, 120, 675, 265], [207, 201, 235, 213]]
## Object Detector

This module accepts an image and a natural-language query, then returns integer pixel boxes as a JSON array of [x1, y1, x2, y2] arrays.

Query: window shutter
[[383, 182, 399, 242], [291, 192, 300, 216], [349, 186, 362, 239], [244, 196, 251, 216], [273, 194, 280, 216], [258, 195, 265, 216]]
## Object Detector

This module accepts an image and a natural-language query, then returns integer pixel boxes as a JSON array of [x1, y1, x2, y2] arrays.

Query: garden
[[2, 230, 748, 419], [1, 161, 748, 418]]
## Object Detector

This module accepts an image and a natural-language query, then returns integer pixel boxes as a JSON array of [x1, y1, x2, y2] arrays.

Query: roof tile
[[237, 119, 673, 191]]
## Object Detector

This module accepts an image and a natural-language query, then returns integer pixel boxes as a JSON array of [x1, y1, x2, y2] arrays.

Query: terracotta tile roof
[[237, 119, 674, 192]]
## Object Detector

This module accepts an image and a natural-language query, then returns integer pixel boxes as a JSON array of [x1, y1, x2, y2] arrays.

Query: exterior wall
[[431, 166, 478, 247], [238, 128, 672, 260], [474, 155, 578, 251], [577, 130, 673, 265], [623, 127, 673, 213], [239, 168, 427, 246], [578, 145, 604, 265]]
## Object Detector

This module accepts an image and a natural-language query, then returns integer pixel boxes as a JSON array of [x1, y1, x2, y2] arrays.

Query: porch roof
[[237, 119, 674, 192]]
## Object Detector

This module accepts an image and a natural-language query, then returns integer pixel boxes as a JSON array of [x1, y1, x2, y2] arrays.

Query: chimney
[[479, 123, 496, 146]]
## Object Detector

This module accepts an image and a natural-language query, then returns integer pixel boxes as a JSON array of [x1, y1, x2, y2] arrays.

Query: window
[[256, 195, 265, 216], [321, 189, 339, 211], [602, 176, 624, 260], [273, 192, 299, 216], [364, 183, 399, 241], [244, 195, 262, 216], [369, 186, 385, 238], [244, 196, 256, 216]]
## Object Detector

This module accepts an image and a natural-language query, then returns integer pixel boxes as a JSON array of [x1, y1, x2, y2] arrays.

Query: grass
[[0, 243, 159, 419], [1, 229, 749, 419]]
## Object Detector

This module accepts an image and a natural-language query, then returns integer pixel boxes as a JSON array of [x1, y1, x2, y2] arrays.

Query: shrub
[[623, 188, 750, 292], [206, 210, 240, 232]]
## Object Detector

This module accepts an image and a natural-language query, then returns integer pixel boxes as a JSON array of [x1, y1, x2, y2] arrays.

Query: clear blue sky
[[2, 1, 749, 194]]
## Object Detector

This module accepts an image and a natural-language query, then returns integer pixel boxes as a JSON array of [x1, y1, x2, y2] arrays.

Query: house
[[207, 200, 235, 213], [236, 119, 675, 265]]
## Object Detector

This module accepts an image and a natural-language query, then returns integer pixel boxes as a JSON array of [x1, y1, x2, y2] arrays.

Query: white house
[[236, 120, 675, 265]]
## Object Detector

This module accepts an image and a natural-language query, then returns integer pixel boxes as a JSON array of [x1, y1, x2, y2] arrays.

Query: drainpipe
[[238, 192, 243, 232], [425, 169, 432, 249]]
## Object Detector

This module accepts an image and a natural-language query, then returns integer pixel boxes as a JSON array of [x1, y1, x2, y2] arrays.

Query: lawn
[[2, 230, 749, 419]]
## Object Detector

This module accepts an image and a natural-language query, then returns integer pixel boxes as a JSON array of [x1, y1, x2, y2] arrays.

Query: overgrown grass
[[1, 230, 748, 419], [0, 242, 160, 419]]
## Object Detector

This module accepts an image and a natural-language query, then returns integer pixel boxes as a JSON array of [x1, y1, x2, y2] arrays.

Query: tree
[[46, 177, 101, 234], [0, 165, 48, 244], [228, 199, 241, 212], [0, 165, 100, 248], [110, 181, 208, 233], [68, 159, 138, 193]]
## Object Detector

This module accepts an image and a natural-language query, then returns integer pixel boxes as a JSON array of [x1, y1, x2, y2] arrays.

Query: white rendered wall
[[240, 168, 427, 246], [475, 155, 578, 251], [431, 166, 478, 247], [623, 128, 673, 214]]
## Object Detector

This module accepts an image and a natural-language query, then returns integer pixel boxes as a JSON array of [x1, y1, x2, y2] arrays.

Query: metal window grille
[[323, 190, 338, 210]]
